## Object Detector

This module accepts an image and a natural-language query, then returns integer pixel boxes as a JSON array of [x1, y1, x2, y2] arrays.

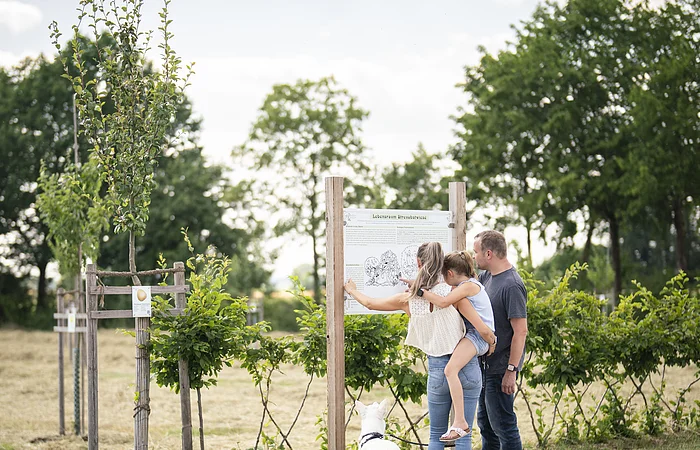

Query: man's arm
[[502, 317, 527, 395]]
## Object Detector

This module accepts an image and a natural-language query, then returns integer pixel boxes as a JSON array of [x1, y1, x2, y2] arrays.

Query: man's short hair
[[475, 230, 508, 259]]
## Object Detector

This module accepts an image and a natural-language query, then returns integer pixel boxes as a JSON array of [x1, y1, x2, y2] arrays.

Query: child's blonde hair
[[443, 251, 477, 279], [407, 242, 444, 300]]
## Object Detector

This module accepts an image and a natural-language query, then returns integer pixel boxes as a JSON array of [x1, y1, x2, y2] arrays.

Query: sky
[[2, 0, 600, 286]]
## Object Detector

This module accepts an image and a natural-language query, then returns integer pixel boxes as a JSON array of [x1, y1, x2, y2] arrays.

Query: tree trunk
[[134, 314, 150, 450], [74, 243, 82, 436], [197, 387, 204, 450], [309, 175, 321, 303], [129, 226, 149, 450], [525, 217, 533, 269], [609, 215, 622, 306], [582, 218, 595, 264], [129, 230, 141, 286], [37, 258, 49, 311], [672, 197, 688, 272], [312, 230, 321, 303]]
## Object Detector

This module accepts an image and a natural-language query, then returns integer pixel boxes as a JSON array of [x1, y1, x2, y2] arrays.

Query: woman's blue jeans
[[427, 354, 482, 450]]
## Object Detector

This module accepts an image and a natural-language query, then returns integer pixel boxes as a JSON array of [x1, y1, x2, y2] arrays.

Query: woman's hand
[[344, 279, 358, 293], [399, 277, 415, 289]]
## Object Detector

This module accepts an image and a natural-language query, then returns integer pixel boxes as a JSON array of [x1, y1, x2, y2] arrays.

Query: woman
[[344, 242, 493, 450]]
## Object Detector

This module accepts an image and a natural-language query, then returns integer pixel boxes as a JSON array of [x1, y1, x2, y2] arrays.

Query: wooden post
[[325, 176, 345, 449], [57, 288, 65, 435], [85, 264, 98, 449], [449, 182, 467, 251], [80, 270, 87, 437], [174, 262, 193, 450]]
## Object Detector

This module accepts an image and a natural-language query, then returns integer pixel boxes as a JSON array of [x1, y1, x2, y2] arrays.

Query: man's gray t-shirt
[[478, 267, 527, 375]]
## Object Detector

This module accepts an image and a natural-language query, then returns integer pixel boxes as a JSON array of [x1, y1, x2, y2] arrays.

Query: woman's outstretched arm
[[344, 279, 409, 313]]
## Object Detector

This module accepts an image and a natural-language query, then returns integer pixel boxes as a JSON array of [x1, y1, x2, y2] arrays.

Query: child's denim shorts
[[464, 322, 490, 357]]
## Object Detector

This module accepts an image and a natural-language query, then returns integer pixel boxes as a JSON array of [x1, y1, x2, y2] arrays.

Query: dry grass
[[0, 328, 698, 450], [543, 432, 700, 450], [0, 329, 413, 450]]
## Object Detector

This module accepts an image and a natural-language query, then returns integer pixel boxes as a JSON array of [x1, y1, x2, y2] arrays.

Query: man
[[473, 230, 527, 449]]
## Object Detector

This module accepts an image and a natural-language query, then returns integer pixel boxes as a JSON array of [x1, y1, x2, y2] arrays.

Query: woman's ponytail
[[408, 242, 444, 299]]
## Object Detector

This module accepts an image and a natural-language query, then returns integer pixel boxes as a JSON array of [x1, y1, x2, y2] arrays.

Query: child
[[421, 250, 496, 442]]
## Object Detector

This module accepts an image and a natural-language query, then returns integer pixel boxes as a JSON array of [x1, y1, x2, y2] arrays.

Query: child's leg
[[443, 337, 478, 434]]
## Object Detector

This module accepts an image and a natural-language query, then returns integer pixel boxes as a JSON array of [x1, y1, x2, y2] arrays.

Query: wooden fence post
[[449, 182, 467, 251], [325, 176, 345, 449], [57, 288, 65, 435], [85, 264, 98, 449], [174, 261, 193, 450]]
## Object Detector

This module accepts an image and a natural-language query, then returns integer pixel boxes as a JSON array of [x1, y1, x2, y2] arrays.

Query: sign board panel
[[343, 208, 452, 314], [132, 286, 152, 318], [67, 312, 76, 333]]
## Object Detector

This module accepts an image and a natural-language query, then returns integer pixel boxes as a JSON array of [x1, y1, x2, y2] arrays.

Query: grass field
[[545, 433, 700, 449], [0, 328, 698, 449]]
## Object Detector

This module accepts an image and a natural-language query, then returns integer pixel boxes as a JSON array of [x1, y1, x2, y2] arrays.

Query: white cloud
[[0, 49, 39, 68], [190, 52, 468, 167], [491, 0, 529, 5], [0, 1, 42, 34]]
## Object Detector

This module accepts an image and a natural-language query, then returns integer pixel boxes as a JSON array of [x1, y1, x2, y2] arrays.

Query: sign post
[[323, 180, 466, 448], [325, 176, 345, 450]]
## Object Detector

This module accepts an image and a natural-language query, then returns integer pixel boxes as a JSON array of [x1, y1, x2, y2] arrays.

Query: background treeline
[[1, 0, 698, 328]]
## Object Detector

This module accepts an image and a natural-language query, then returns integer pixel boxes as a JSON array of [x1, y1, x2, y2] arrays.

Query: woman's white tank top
[[404, 283, 466, 357]]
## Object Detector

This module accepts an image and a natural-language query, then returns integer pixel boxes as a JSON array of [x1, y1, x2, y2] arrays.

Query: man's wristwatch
[[507, 364, 519, 373], [417, 288, 425, 297]]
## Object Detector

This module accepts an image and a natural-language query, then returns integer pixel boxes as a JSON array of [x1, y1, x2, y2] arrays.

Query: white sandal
[[439, 426, 469, 442]]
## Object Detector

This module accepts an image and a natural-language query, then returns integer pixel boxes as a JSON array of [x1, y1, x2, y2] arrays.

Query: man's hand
[[344, 279, 357, 293], [502, 370, 517, 395]]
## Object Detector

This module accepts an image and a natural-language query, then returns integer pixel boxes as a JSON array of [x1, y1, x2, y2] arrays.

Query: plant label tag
[[67, 312, 76, 333], [132, 286, 152, 318]]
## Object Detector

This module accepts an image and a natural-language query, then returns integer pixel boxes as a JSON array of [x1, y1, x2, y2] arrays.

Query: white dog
[[355, 399, 400, 450]]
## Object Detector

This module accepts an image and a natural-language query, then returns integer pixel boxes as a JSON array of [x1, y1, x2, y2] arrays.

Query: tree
[[452, 45, 550, 267], [50, 0, 191, 285], [626, 0, 700, 273], [98, 146, 271, 298], [37, 157, 108, 280], [151, 241, 265, 450], [50, 1, 190, 446], [382, 143, 451, 211], [234, 77, 370, 301], [0, 54, 96, 309], [453, 0, 650, 300]]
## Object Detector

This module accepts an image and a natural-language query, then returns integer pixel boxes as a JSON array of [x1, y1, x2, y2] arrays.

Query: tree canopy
[[234, 76, 370, 301], [452, 0, 699, 299]]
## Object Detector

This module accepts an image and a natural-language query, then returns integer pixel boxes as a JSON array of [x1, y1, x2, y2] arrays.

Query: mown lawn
[[538, 431, 700, 449], [1, 328, 698, 449]]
